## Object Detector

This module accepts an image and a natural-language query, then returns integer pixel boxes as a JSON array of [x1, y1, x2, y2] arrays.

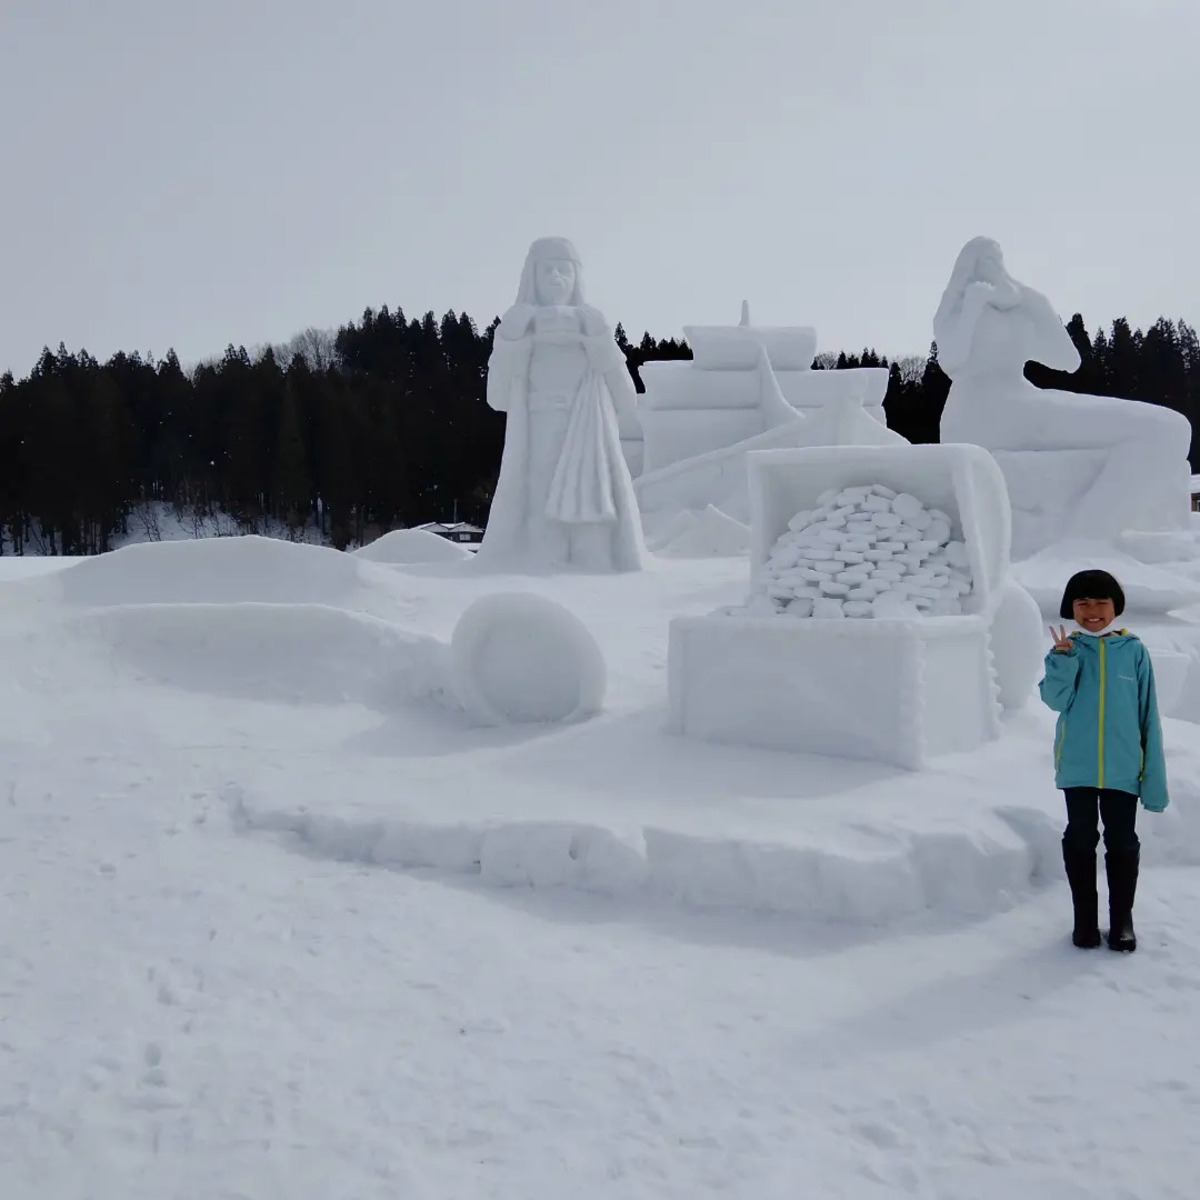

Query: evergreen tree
[[270, 381, 311, 532]]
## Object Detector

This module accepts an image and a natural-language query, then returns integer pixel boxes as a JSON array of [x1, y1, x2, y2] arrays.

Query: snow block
[[667, 613, 1000, 770], [683, 323, 818, 371], [58, 535, 365, 608], [77, 601, 451, 711]]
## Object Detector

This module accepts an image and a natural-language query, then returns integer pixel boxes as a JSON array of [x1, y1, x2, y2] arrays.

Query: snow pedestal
[[994, 448, 1194, 561], [667, 443, 1014, 768]]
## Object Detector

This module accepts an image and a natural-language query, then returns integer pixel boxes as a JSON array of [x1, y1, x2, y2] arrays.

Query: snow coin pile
[[749, 484, 974, 619]]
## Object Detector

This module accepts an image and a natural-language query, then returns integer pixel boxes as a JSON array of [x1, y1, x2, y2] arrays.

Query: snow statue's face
[[535, 259, 576, 306], [974, 247, 1004, 286]]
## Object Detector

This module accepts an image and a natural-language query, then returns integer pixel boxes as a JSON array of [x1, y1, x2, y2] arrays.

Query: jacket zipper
[[1098, 638, 1107, 788]]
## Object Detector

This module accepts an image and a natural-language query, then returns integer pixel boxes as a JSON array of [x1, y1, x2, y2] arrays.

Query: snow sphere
[[450, 593, 606, 725], [988, 580, 1044, 712]]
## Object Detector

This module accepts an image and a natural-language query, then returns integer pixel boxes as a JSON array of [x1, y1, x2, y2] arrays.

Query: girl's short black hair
[[1059, 569, 1126, 620]]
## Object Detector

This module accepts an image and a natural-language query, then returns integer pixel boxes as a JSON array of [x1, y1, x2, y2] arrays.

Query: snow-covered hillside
[[3, 539, 1200, 1198]]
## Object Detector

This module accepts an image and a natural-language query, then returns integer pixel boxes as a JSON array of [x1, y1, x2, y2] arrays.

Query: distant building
[[1192, 475, 1200, 513], [414, 520, 484, 546]]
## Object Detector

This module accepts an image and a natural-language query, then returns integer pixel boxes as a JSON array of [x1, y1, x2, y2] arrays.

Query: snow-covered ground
[[3, 539, 1200, 1198]]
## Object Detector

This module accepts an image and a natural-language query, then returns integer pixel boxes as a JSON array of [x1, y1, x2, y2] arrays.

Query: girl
[[1039, 569, 1168, 951]]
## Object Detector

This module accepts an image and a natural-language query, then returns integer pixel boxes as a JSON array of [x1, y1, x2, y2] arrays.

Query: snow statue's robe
[[476, 238, 646, 572]]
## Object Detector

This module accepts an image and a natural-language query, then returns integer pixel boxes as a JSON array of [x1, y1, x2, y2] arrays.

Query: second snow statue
[[933, 237, 1192, 555], [476, 237, 646, 572]]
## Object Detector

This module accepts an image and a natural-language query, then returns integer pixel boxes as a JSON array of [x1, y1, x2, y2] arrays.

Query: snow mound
[[78, 602, 450, 710], [656, 505, 752, 558], [354, 528, 474, 564], [752, 484, 973, 619], [450, 593, 606, 726], [57, 536, 364, 608]]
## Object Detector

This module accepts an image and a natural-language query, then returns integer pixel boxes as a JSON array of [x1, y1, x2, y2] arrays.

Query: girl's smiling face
[[1073, 596, 1116, 633]]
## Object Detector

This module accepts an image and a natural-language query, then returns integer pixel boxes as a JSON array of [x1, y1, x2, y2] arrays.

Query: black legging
[[1063, 788, 1140, 854]]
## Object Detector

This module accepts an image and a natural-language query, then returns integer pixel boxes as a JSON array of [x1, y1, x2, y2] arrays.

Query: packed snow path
[[3, 765, 1199, 1200]]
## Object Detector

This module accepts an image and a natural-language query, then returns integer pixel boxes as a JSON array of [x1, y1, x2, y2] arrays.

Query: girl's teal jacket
[[1038, 631, 1168, 811]]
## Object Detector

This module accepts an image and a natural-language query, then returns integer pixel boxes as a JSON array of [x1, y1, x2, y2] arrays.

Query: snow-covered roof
[[1191, 474, 1200, 493], [414, 521, 484, 535]]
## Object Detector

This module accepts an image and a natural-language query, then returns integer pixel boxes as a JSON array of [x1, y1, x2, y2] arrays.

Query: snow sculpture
[[634, 302, 892, 480], [630, 302, 903, 534], [935, 237, 1193, 558], [669, 444, 1016, 768], [684, 300, 818, 372], [450, 593, 606, 725], [653, 504, 752, 558], [752, 485, 974, 619], [476, 237, 646, 572]]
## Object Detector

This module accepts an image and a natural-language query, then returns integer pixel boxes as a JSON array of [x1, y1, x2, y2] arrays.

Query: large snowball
[[988, 580, 1045, 711], [450, 593, 606, 726]]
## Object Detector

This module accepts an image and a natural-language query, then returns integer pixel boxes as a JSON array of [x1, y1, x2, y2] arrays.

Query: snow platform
[[5, 540, 1200, 935], [668, 613, 998, 769]]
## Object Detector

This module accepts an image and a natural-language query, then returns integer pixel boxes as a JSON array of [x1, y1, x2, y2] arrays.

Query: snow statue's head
[[935, 237, 1021, 334], [516, 236, 585, 308]]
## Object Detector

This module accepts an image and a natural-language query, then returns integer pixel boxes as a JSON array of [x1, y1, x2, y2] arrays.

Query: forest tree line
[[0, 306, 1197, 555]]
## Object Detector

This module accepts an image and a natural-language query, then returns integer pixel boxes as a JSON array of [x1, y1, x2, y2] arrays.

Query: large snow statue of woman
[[934, 237, 1192, 554], [476, 237, 646, 571]]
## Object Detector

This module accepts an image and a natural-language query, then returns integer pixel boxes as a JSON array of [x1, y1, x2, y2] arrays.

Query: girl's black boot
[[1063, 843, 1102, 949], [1105, 848, 1139, 952]]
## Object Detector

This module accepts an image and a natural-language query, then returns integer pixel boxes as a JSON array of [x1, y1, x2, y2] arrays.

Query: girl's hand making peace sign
[[1049, 625, 1073, 653]]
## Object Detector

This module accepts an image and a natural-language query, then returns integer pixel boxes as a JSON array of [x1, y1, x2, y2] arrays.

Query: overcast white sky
[[1, 0, 1196, 376]]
